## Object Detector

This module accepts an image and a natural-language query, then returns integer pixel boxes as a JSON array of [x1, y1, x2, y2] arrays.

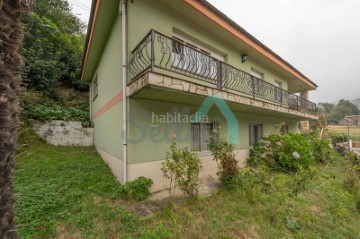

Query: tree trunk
[[0, 0, 32, 238]]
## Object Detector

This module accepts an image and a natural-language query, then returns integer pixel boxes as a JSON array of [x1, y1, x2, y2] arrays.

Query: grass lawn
[[15, 130, 360, 238]]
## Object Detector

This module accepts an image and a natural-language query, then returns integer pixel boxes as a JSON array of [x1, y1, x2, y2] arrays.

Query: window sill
[[196, 150, 212, 157]]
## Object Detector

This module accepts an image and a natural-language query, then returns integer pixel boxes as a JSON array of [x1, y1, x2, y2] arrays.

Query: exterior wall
[[90, 15, 125, 183], [127, 97, 298, 164], [127, 0, 289, 91], [128, 149, 249, 192], [127, 97, 298, 190]]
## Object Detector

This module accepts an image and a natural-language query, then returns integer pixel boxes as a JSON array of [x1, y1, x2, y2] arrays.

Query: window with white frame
[[249, 124, 263, 146], [191, 121, 219, 151], [92, 74, 98, 101]]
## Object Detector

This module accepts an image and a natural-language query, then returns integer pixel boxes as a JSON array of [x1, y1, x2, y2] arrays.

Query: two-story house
[[81, 0, 318, 191]]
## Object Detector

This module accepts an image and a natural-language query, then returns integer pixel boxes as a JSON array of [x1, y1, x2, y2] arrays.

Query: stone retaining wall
[[31, 120, 93, 146]]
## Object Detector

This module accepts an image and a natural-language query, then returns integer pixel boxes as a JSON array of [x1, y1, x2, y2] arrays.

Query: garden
[[15, 123, 360, 238]]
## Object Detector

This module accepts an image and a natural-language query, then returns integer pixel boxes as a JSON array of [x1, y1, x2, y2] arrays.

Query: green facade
[[87, 0, 312, 171], [91, 14, 124, 160]]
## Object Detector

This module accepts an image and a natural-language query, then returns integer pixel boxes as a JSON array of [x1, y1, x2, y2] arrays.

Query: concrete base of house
[[96, 147, 125, 184], [129, 149, 249, 192], [97, 147, 250, 193]]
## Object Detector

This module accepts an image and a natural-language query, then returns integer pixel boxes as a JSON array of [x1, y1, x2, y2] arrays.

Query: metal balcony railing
[[128, 30, 317, 115]]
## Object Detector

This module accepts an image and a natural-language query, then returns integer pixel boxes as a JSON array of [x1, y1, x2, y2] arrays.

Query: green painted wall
[[127, 0, 288, 90], [128, 98, 298, 164], [89, 0, 302, 166], [91, 15, 124, 159]]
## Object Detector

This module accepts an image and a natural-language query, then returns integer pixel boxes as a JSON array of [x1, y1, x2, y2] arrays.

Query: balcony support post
[[299, 90, 310, 131], [217, 61, 222, 89], [150, 30, 155, 71]]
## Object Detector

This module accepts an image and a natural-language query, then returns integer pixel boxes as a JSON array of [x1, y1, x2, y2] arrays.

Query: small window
[[280, 125, 289, 135], [250, 69, 263, 80], [191, 122, 218, 151], [249, 124, 263, 146], [274, 81, 282, 88], [92, 74, 98, 101]]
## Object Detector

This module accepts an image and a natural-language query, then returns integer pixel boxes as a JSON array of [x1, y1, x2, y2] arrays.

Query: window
[[274, 80, 282, 103], [250, 69, 263, 95], [92, 74, 98, 100], [249, 124, 263, 146], [280, 125, 289, 135], [191, 122, 218, 151], [171, 33, 225, 85]]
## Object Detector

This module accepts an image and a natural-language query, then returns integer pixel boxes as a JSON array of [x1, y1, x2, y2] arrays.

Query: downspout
[[120, 0, 128, 183]]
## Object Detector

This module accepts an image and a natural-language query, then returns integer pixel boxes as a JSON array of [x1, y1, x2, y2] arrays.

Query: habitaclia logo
[[194, 95, 239, 145], [151, 112, 209, 127]]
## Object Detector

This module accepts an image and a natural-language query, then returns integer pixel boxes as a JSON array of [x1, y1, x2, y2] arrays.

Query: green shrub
[[208, 138, 239, 187], [309, 135, 336, 163], [122, 177, 153, 201], [248, 133, 315, 172], [24, 104, 89, 122], [344, 151, 360, 178], [331, 134, 350, 143], [161, 141, 202, 197]]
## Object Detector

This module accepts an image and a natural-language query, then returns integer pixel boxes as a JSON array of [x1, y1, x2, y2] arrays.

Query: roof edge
[[189, 0, 318, 89], [81, 0, 99, 81], [82, 0, 318, 89]]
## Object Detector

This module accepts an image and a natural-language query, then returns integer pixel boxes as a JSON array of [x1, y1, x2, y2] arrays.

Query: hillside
[[352, 98, 360, 109]]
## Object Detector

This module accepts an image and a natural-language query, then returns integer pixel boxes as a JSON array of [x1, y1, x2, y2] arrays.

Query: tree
[[319, 99, 360, 124], [0, 0, 33, 237], [22, 0, 87, 93], [318, 102, 335, 114]]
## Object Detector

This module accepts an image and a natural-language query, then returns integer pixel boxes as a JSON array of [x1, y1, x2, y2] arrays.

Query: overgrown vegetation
[[21, 89, 89, 123], [208, 138, 239, 187], [15, 130, 360, 238], [121, 177, 153, 201], [248, 133, 336, 172], [21, 0, 89, 123], [161, 140, 202, 197]]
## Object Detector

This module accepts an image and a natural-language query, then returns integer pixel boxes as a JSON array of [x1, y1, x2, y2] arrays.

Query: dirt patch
[[126, 200, 167, 217], [235, 225, 260, 239], [309, 205, 322, 215], [55, 225, 83, 239]]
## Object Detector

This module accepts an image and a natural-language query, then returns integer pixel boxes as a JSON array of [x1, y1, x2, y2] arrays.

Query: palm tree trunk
[[0, 0, 33, 238]]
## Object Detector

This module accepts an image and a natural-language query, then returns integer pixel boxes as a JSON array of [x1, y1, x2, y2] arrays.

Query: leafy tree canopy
[[318, 99, 360, 124], [22, 0, 88, 93]]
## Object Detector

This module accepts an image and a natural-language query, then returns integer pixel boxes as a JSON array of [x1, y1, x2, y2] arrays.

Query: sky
[[70, 0, 360, 104]]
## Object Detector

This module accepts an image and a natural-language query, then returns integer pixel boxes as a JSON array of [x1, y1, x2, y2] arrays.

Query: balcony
[[128, 30, 317, 116]]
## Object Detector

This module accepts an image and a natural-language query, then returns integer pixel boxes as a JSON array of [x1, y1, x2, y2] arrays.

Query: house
[[339, 118, 356, 126], [81, 0, 318, 191], [339, 115, 360, 126]]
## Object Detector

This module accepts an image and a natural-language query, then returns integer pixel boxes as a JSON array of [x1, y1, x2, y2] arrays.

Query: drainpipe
[[120, 0, 128, 183]]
